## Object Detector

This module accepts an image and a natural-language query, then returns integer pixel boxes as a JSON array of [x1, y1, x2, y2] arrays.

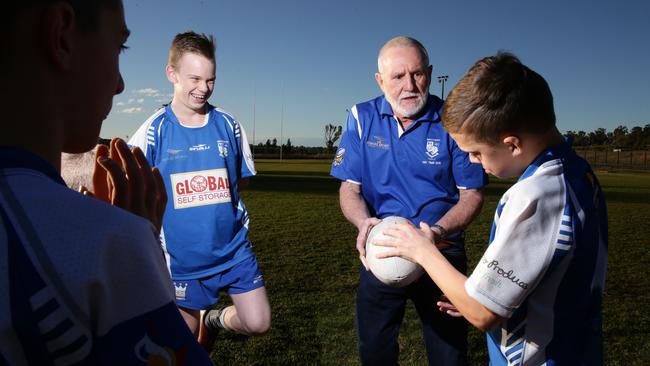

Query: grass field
[[210, 159, 650, 365]]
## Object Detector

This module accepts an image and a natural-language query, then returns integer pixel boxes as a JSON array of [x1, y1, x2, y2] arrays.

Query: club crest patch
[[333, 147, 345, 166], [217, 140, 229, 158], [174, 282, 188, 300], [426, 139, 440, 159]]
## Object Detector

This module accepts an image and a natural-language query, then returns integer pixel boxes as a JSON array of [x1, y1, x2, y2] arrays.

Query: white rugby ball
[[365, 216, 424, 287]]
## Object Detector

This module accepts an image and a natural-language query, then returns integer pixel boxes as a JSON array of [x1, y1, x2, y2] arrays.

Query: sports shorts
[[172, 255, 265, 310]]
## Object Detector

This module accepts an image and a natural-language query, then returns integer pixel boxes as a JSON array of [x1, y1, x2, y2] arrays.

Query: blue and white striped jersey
[[129, 104, 256, 280], [465, 142, 608, 365], [0, 147, 212, 365]]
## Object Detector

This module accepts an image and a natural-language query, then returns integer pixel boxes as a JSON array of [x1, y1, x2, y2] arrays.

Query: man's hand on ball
[[356, 217, 382, 271]]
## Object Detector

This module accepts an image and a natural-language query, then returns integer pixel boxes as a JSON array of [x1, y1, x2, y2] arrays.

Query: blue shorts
[[172, 255, 265, 310]]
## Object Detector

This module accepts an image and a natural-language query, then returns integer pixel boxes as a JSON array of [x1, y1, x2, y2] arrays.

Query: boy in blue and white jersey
[[1, 1, 213, 364], [375, 53, 607, 365], [129, 32, 270, 348]]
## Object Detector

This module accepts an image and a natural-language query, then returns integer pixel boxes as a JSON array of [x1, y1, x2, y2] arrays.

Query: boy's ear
[[45, 2, 77, 71], [503, 135, 523, 157], [166, 64, 177, 83]]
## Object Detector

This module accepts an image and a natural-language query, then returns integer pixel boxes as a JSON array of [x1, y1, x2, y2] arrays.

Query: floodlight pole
[[252, 81, 256, 156], [280, 81, 284, 161], [437, 75, 449, 100]]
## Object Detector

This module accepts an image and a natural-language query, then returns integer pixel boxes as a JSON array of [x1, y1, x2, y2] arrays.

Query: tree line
[[250, 123, 343, 158], [566, 124, 650, 149]]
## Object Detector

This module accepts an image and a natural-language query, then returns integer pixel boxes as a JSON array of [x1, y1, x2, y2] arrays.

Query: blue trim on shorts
[[173, 255, 265, 310]]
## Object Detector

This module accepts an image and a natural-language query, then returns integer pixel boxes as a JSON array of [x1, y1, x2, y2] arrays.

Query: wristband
[[431, 224, 447, 238]]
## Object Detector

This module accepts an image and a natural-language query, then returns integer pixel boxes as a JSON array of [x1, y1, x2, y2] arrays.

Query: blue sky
[[102, 0, 650, 147]]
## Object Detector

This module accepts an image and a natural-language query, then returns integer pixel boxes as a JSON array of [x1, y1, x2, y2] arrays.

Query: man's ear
[[166, 64, 177, 83], [45, 2, 76, 72], [503, 135, 523, 157], [374, 72, 384, 91]]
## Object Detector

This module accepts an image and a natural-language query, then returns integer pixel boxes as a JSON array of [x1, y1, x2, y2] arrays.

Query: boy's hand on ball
[[356, 217, 382, 271], [374, 221, 437, 264]]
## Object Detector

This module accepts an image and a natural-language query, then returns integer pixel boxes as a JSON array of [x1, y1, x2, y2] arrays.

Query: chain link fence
[[575, 148, 650, 171]]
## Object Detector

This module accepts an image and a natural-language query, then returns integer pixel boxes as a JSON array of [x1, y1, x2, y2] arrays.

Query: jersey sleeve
[[465, 174, 565, 318], [128, 112, 160, 164], [91, 221, 213, 365], [449, 137, 487, 190], [330, 106, 363, 184], [236, 122, 256, 178]]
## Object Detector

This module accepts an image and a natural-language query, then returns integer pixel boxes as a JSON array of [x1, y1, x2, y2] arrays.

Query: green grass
[[209, 159, 650, 365]]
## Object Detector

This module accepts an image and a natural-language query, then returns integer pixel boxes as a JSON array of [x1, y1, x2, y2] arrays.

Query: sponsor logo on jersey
[[217, 140, 229, 158], [366, 136, 390, 150], [174, 282, 188, 300], [478, 257, 529, 290], [333, 147, 345, 166], [189, 144, 210, 152], [170, 169, 231, 209], [162, 149, 188, 162]]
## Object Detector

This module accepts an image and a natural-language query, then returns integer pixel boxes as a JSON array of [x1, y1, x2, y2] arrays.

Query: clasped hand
[[79, 138, 166, 233]]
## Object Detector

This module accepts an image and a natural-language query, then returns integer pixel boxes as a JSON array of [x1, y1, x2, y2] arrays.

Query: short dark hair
[[168, 31, 216, 69], [6, 0, 122, 71], [67, 0, 122, 31], [442, 52, 556, 144], [8, 0, 121, 32]]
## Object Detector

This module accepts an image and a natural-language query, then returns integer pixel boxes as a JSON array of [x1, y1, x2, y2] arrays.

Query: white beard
[[387, 91, 428, 119]]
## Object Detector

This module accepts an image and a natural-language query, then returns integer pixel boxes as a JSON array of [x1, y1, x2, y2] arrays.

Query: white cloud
[[137, 98, 144, 104], [116, 101, 125, 106], [122, 107, 144, 114], [128, 98, 135, 104], [135, 88, 160, 96]]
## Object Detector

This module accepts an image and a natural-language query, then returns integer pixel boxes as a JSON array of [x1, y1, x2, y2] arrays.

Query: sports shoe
[[204, 307, 228, 331], [197, 309, 218, 353]]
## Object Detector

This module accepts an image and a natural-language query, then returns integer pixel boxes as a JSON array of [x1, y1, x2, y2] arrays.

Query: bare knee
[[241, 313, 271, 336]]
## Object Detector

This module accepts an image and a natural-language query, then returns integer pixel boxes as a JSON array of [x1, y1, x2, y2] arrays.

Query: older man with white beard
[[330, 36, 487, 365]]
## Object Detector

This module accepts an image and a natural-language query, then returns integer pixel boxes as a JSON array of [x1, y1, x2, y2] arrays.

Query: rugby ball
[[365, 216, 424, 287]]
